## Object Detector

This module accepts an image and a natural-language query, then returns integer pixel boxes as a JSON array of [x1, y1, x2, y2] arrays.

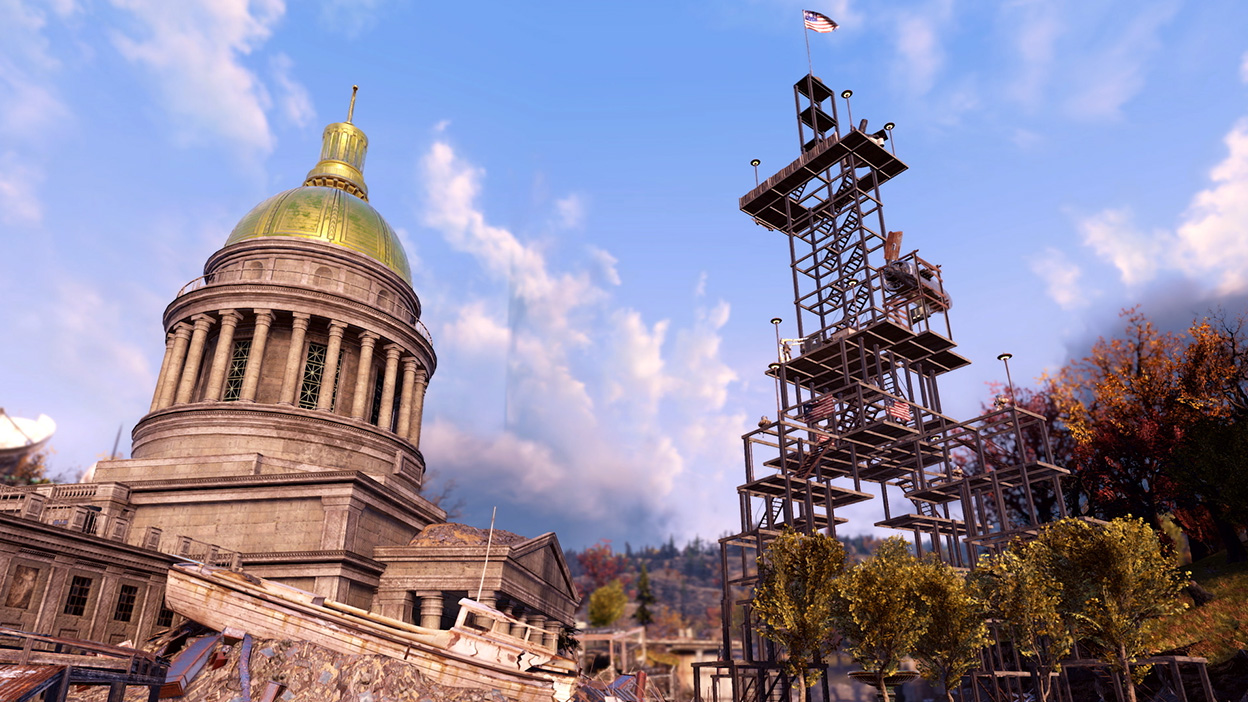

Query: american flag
[[885, 399, 912, 423], [804, 10, 839, 33], [802, 395, 837, 423]]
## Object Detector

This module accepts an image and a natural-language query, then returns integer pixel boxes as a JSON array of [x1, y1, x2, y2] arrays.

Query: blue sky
[[2, 0, 1247, 549]]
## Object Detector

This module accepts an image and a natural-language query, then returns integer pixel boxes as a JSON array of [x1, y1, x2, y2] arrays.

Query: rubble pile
[[408, 523, 527, 547], [77, 635, 519, 702]]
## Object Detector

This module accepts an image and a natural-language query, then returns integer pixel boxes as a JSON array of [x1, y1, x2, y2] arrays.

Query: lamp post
[[997, 353, 1016, 403]]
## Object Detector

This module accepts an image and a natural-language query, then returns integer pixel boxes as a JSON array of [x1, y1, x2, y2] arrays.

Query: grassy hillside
[[1155, 553, 1248, 664]]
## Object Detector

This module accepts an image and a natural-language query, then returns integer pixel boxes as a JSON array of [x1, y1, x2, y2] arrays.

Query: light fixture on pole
[[997, 352, 1016, 404], [751, 159, 761, 186]]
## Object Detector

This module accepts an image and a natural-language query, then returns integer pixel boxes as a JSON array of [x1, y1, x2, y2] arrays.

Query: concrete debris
[[408, 523, 527, 547], [74, 636, 531, 702]]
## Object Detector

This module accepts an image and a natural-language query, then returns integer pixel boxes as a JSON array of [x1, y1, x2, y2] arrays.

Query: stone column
[[317, 320, 348, 411], [278, 313, 312, 405], [174, 314, 214, 404], [374, 589, 415, 624], [203, 310, 243, 401], [149, 332, 176, 411], [544, 620, 561, 651], [526, 614, 546, 645], [155, 323, 192, 410], [408, 368, 429, 448], [396, 358, 417, 439], [350, 332, 379, 419], [239, 309, 273, 402], [509, 605, 528, 638], [476, 592, 498, 633], [417, 591, 444, 629], [377, 344, 401, 430]]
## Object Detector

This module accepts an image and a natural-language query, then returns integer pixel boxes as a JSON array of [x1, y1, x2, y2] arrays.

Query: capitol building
[[0, 98, 578, 649]]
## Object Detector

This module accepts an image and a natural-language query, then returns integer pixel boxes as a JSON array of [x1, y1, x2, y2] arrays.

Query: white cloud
[[606, 310, 670, 408], [890, 0, 954, 97], [555, 193, 585, 229], [17, 277, 157, 406], [1002, 0, 1062, 107], [1072, 109, 1248, 297], [421, 140, 602, 347], [1077, 207, 1168, 287], [1029, 247, 1086, 309], [1011, 128, 1041, 149], [0, 0, 72, 138], [270, 52, 314, 128], [441, 300, 510, 352], [587, 246, 620, 286], [1174, 118, 1248, 294], [0, 151, 44, 225], [1062, 2, 1178, 119], [1241, 50, 1248, 84], [417, 137, 745, 543], [319, 0, 390, 39], [109, 0, 286, 156]]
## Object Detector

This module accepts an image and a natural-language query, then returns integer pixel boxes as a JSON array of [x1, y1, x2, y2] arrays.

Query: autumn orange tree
[[1050, 308, 1248, 560], [576, 540, 627, 590], [1052, 309, 1193, 527], [1166, 312, 1248, 560]]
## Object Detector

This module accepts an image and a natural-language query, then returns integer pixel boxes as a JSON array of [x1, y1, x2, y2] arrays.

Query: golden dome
[[224, 87, 412, 283], [225, 186, 411, 283]]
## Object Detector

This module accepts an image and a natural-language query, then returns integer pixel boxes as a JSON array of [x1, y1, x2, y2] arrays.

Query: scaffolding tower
[[693, 74, 1074, 702]]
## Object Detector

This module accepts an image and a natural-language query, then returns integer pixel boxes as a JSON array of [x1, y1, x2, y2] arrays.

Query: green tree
[[973, 546, 1071, 702], [832, 537, 928, 702], [912, 558, 989, 702], [635, 563, 655, 626], [752, 528, 847, 702], [588, 579, 628, 627], [1031, 518, 1188, 702]]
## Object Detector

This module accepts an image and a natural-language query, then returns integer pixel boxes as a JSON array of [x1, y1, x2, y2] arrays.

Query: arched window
[[313, 265, 335, 288]]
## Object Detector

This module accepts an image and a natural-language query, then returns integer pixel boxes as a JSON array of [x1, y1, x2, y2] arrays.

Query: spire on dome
[[304, 85, 369, 201]]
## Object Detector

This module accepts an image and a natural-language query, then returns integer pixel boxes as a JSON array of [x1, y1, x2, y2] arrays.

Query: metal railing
[[176, 265, 434, 348]]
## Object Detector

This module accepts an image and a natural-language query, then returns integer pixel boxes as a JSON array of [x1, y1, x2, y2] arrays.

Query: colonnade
[[398, 590, 562, 649], [148, 308, 429, 446]]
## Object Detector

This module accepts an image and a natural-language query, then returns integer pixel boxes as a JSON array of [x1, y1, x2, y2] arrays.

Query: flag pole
[[803, 17, 813, 76]]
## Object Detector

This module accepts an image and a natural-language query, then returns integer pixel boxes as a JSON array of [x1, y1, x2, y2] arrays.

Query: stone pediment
[[511, 533, 578, 602]]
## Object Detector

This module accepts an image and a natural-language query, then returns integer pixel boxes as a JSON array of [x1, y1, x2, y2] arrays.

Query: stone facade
[[0, 108, 578, 646], [0, 512, 173, 645]]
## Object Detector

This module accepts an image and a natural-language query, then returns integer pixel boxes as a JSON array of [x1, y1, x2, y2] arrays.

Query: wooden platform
[[740, 129, 907, 231], [738, 473, 873, 509], [771, 320, 969, 393], [875, 513, 965, 533]]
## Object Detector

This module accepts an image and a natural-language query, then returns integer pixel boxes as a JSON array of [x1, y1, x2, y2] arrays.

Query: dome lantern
[[304, 85, 369, 201]]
